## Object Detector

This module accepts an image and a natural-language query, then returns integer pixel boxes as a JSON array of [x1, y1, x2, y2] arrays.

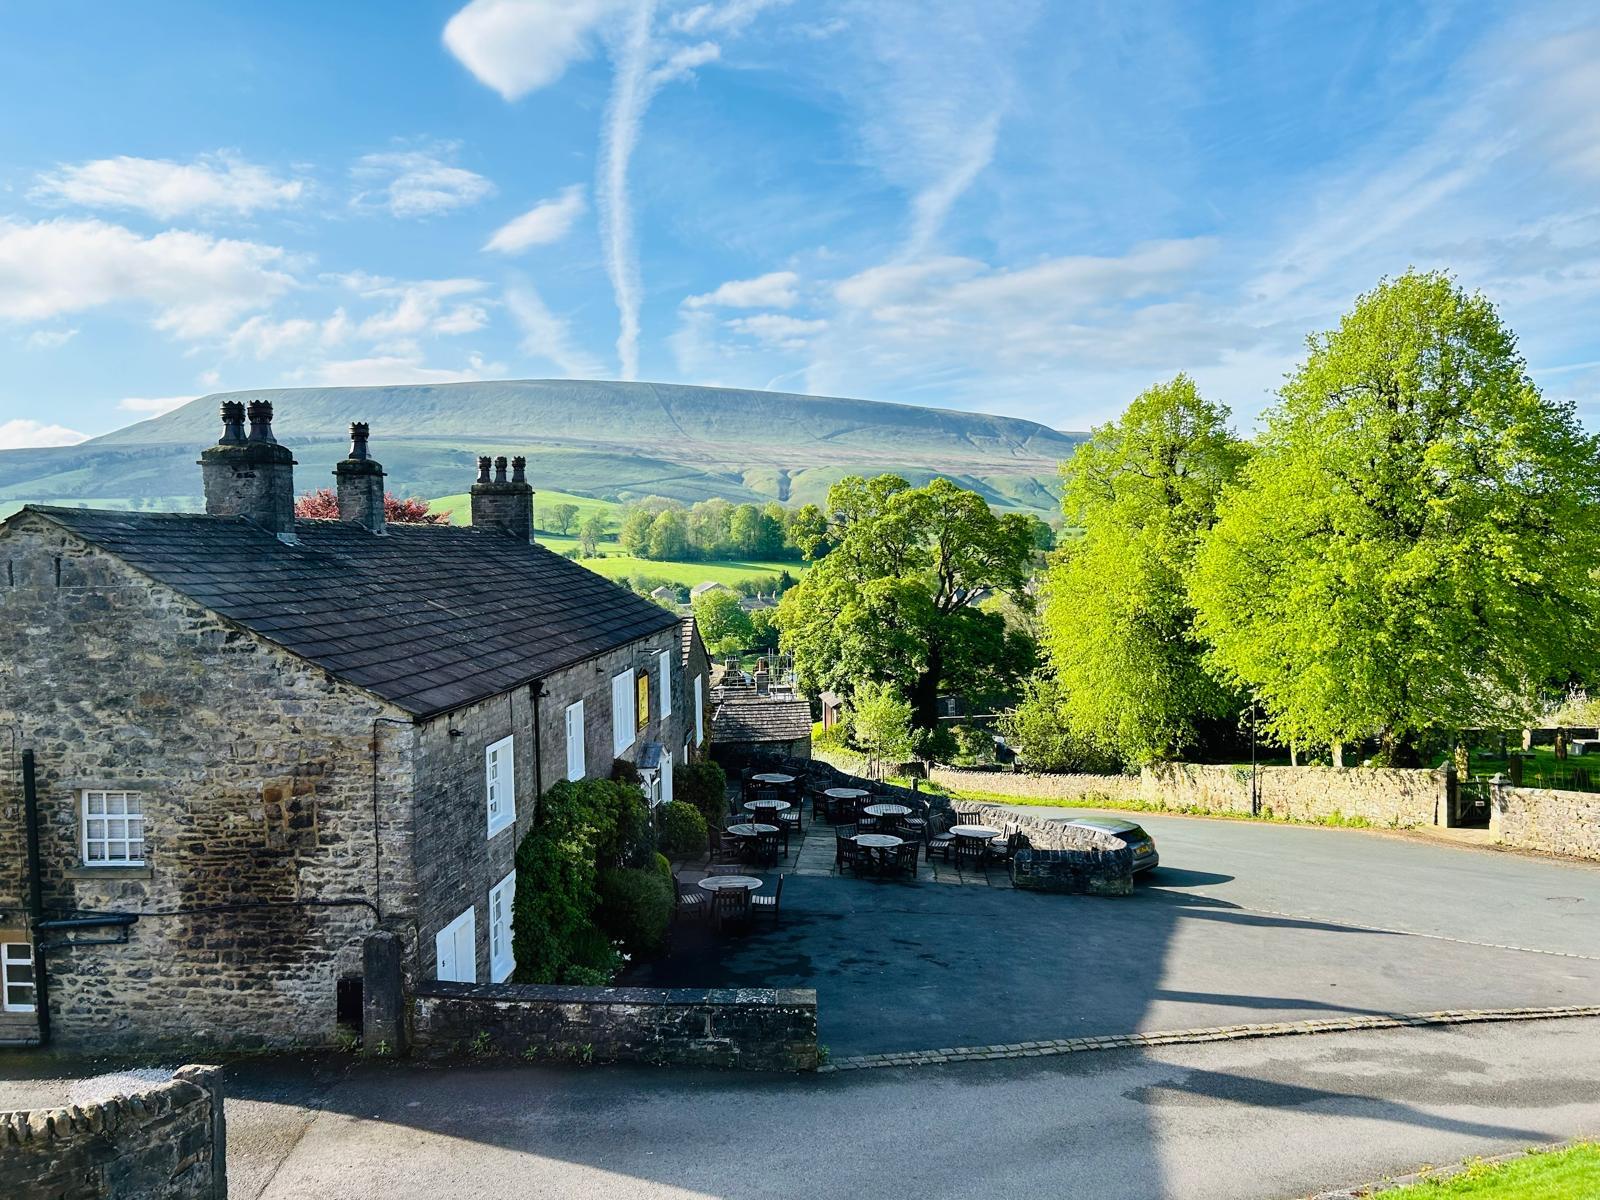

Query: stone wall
[[410, 981, 819, 1071], [0, 512, 416, 1052], [1144, 763, 1446, 826], [928, 766, 1142, 803], [0, 1064, 226, 1200], [1491, 783, 1600, 862], [951, 801, 1135, 895]]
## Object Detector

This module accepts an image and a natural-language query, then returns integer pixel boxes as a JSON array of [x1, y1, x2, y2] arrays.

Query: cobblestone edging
[[818, 1005, 1600, 1073]]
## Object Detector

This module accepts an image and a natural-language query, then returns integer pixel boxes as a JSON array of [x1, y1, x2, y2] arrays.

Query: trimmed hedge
[[596, 866, 674, 958], [659, 801, 708, 858]]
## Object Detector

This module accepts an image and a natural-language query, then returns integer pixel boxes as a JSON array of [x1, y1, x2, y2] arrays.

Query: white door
[[660, 750, 674, 807], [435, 908, 476, 983], [1, 943, 35, 1013]]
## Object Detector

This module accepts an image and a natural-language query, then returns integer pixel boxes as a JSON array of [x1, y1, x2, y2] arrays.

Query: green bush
[[676, 759, 728, 828], [653, 851, 673, 887], [658, 802, 708, 858], [595, 866, 674, 959]]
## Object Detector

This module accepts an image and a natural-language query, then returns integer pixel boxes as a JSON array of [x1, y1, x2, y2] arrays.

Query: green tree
[[788, 503, 830, 559], [647, 508, 688, 560], [999, 676, 1123, 773], [729, 504, 764, 557], [849, 681, 915, 778], [1191, 271, 1600, 763], [1041, 375, 1248, 764], [578, 513, 607, 556], [776, 475, 1036, 732], [619, 508, 654, 557], [547, 502, 580, 536], [692, 588, 755, 658]]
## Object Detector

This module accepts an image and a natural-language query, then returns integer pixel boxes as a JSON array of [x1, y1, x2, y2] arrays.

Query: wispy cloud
[[32, 152, 304, 220], [298, 351, 507, 388], [0, 418, 89, 449], [684, 270, 800, 309], [506, 283, 606, 377], [350, 142, 494, 218], [116, 395, 195, 417], [24, 327, 77, 349], [484, 185, 588, 254]]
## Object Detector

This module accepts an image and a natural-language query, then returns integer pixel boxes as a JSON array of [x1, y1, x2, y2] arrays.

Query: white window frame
[[485, 736, 516, 839], [435, 907, 477, 984], [488, 870, 516, 983], [81, 790, 145, 867], [660, 749, 674, 808], [694, 674, 704, 745], [659, 649, 673, 719], [564, 700, 586, 782], [612, 669, 636, 756], [1, 942, 35, 1013]]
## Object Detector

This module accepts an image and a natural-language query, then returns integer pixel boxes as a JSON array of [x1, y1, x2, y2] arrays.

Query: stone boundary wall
[[0, 1064, 226, 1200], [1146, 763, 1446, 827], [953, 801, 1133, 896], [1491, 784, 1600, 862], [411, 982, 819, 1071], [928, 767, 1142, 803]]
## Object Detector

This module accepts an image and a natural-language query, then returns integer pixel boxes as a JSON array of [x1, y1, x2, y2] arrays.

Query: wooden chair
[[709, 826, 739, 864], [711, 886, 751, 931], [987, 827, 1024, 864], [674, 874, 709, 921], [834, 825, 860, 873], [857, 811, 881, 833], [755, 828, 782, 866], [893, 840, 920, 877], [750, 874, 785, 922], [954, 834, 987, 871]]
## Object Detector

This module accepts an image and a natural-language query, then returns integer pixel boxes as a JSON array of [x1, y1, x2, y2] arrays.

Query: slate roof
[[711, 698, 813, 744], [25, 505, 680, 719]]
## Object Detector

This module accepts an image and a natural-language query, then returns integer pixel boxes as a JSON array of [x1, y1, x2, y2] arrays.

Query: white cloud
[[724, 313, 827, 348], [506, 284, 606, 377], [351, 144, 494, 218], [669, 0, 789, 36], [350, 277, 491, 341], [443, 0, 627, 100], [685, 270, 800, 309], [0, 419, 89, 449], [32, 152, 304, 220], [0, 217, 294, 337], [117, 395, 196, 417], [25, 327, 77, 349], [483, 185, 587, 254], [226, 315, 320, 359], [300, 351, 507, 388]]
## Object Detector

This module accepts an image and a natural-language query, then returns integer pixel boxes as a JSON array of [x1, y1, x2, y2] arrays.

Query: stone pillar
[[1488, 772, 1510, 839], [363, 931, 406, 1055], [172, 1064, 227, 1200], [334, 422, 386, 534]]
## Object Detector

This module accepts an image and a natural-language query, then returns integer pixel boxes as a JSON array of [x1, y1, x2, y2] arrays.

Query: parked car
[[1064, 817, 1159, 873]]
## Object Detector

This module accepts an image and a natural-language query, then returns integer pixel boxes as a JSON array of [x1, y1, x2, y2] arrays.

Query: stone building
[[711, 698, 814, 760], [0, 402, 712, 1052]]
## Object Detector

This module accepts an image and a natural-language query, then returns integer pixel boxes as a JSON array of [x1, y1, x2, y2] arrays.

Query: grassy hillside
[[0, 379, 1079, 518]]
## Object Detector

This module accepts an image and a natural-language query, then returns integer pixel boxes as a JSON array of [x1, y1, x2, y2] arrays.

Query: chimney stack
[[199, 399, 297, 540], [334, 421, 386, 534], [470, 452, 534, 542]]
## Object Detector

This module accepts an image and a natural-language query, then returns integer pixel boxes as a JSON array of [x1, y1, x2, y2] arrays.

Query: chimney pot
[[511, 456, 528, 484], [476, 456, 492, 485], [494, 456, 509, 484], [219, 401, 246, 444], [199, 397, 296, 538], [348, 422, 371, 461], [246, 400, 278, 444]]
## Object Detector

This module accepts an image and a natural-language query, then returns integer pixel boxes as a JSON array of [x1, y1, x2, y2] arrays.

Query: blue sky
[[2, 0, 1599, 447]]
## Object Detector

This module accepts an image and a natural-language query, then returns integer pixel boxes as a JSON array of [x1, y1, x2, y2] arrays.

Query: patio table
[[697, 874, 763, 894], [725, 822, 778, 838], [949, 824, 1001, 841], [852, 832, 904, 874], [744, 799, 792, 814], [826, 787, 869, 800], [751, 772, 795, 786], [863, 803, 911, 818]]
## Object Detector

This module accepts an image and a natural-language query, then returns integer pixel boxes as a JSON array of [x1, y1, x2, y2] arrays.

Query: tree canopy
[[776, 475, 1036, 732], [1190, 270, 1600, 762], [293, 489, 447, 524], [692, 588, 754, 658], [1041, 374, 1248, 764]]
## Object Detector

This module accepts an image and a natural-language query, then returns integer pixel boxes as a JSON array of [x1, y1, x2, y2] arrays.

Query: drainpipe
[[21, 749, 50, 1044]]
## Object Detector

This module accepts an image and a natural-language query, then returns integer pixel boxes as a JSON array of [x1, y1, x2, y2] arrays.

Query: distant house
[[649, 584, 679, 604], [818, 691, 845, 730], [690, 581, 730, 600], [0, 403, 710, 1053], [739, 594, 778, 612], [711, 699, 814, 759]]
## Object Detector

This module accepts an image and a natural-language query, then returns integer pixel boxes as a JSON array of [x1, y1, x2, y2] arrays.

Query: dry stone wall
[[0, 1064, 225, 1200], [1491, 784, 1600, 861]]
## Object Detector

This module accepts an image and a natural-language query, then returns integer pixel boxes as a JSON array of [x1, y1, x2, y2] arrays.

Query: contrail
[[598, 0, 657, 381]]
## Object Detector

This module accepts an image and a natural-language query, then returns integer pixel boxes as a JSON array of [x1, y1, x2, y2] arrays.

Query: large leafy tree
[[776, 475, 1036, 732], [692, 588, 754, 658], [1041, 375, 1248, 763], [1191, 270, 1600, 763]]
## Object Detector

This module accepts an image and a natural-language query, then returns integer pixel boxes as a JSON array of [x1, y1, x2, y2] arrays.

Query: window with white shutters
[[612, 669, 635, 755], [694, 674, 704, 744], [488, 870, 516, 983], [659, 649, 673, 719], [485, 736, 515, 838], [565, 700, 586, 781]]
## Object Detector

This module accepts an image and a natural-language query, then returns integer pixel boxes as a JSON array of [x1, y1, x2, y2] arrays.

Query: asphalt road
[[631, 812, 1600, 1055], [225, 1016, 1600, 1200]]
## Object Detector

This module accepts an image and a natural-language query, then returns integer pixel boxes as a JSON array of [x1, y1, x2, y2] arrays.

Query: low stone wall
[[411, 982, 819, 1071], [953, 801, 1133, 896], [1492, 784, 1600, 862], [928, 767, 1141, 803], [1144, 763, 1446, 827], [0, 1064, 226, 1200]]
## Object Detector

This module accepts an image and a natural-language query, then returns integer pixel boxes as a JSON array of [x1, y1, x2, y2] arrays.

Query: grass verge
[[1361, 1142, 1600, 1198]]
